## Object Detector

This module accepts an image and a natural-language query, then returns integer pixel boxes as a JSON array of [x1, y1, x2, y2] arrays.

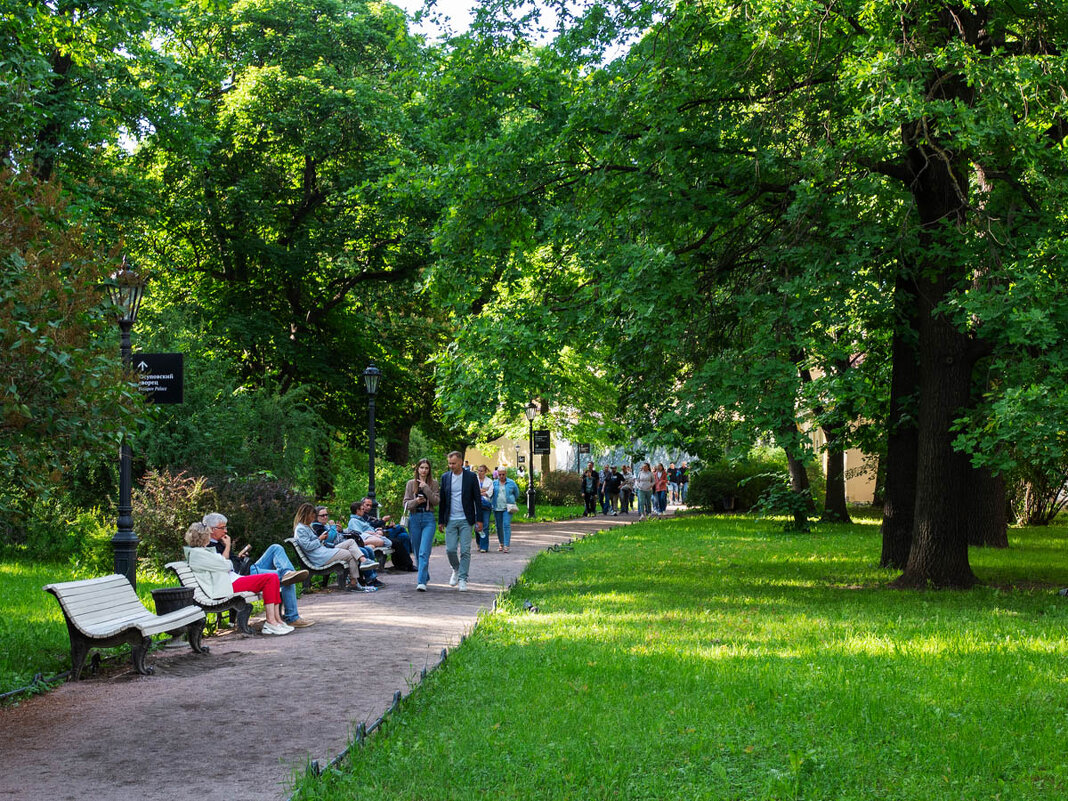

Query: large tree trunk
[[870, 453, 885, 508], [966, 464, 1008, 547], [785, 442, 816, 513], [881, 274, 920, 569], [896, 183, 978, 586], [386, 424, 411, 466], [820, 424, 852, 523], [32, 50, 73, 182], [899, 308, 977, 587], [313, 437, 333, 500], [893, 9, 983, 588]]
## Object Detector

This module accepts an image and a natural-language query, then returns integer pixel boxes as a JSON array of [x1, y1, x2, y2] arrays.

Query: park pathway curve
[[0, 512, 652, 801]]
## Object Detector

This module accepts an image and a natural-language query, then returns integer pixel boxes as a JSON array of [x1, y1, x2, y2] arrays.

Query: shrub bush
[[210, 476, 312, 559], [132, 469, 217, 567], [330, 458, 414, 521], [68, 507, 118, 576], [688, 457, 788, 512], [539, 470, 582, 505]]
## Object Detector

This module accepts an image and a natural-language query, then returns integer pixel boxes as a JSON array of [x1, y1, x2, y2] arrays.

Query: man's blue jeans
[[249, 543, 299, 623], [408, 511, 436, 585], [445, 518, 473, 581]]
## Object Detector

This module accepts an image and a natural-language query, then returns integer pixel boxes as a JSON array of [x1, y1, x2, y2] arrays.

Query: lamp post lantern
[[108, 261, 145, 589], [524, 402, 538, 518], [362, 364, 382, 517]]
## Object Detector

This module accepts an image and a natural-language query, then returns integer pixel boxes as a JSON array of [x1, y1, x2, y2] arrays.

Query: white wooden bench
[[165, 560, 262, 634], [43, 574, 207, 680], [284, 537, 353, 590]]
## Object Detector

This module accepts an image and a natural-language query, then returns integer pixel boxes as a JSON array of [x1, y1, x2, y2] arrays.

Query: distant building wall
[[809, 429, 876, 504], [462, 432, 577, 476]]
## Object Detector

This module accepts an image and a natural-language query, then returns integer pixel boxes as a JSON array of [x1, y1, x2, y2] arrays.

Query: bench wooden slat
[[77, 607, 202, 639]]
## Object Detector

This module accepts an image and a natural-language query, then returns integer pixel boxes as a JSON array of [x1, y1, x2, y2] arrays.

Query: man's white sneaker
[[416, 583, 427, 592], [449, 570, 459, 587], [457, 580, 468, 592]]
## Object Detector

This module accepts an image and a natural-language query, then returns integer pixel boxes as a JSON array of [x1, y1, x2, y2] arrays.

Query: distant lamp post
[[362, 364, 382, 516], [525, 402, 538, 518], [108, 261, 146, 589], [514, 443, 520, 472]]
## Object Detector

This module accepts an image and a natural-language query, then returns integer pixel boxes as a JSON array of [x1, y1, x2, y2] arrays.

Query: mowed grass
[[0, 560, 168, 694], [294, 516, 1068, 801]]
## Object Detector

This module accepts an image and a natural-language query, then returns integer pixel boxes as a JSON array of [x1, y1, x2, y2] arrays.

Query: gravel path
[[0, 514, 638, 801]]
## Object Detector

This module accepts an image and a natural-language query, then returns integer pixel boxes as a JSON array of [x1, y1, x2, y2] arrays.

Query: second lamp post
[[362, 364, 381, 517], [525, 402, 537, 517]]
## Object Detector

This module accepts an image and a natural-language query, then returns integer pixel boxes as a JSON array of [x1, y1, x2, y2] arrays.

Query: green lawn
[[293, 515, 1068, 800], [529, 503, 585, 523], [0, 561, 169, 696]]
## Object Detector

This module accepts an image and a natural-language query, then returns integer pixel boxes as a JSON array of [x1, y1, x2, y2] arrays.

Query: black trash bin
[[151, 586, 195, 616]]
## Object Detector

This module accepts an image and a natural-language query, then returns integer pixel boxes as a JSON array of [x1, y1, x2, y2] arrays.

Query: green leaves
[[0, 173, 141, 510]]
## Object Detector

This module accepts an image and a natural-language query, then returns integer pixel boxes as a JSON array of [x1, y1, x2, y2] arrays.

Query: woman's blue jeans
[[637, 489, 653, 517], [493, 509, 512, 547], [476, 507, 492, 551], [249, 543, 300, 623], [408, 510, 436, 585]]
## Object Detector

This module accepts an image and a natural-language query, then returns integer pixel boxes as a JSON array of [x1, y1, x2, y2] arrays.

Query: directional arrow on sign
[[136, 361, 149, 371]]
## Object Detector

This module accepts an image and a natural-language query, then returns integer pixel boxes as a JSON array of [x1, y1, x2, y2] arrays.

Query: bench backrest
[[43, 574, 151, 635], [285, 536, 316, 567], [165, 560, 245, 605]]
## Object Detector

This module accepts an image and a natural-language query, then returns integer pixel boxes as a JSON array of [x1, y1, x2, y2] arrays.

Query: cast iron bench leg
[[68, 626, 90, 682], [130, 634, 155, 676], [188, 619, 210, 653], [235, 602, 254, 634]]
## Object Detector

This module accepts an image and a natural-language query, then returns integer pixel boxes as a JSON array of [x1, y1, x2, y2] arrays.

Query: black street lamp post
[[109, 262, 145, 589], [525, 402, 537, 518], [363, 364, 382, 517]]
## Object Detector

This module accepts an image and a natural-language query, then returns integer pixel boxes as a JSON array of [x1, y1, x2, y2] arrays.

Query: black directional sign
[[578, 443, 591, 454], [533, 429, 552, 455], [135, 353, 184, 404]]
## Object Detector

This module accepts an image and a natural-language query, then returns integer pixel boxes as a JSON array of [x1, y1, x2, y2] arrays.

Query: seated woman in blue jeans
[[491, 467, 520, 552]]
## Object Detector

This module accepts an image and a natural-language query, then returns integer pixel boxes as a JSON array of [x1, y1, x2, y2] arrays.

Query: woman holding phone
[[402, 458, 440, 591]]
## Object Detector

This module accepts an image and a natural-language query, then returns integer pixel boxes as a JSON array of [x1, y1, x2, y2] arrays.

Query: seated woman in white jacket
[[183, 522, 292, 635]]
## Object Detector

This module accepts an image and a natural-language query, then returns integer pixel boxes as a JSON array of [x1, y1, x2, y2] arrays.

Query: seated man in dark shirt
[[202, 512, 314, 627], [349, 498, 416, 572]]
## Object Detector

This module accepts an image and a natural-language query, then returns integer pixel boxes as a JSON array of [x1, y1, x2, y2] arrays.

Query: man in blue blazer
[[438, 450, 484, 591]]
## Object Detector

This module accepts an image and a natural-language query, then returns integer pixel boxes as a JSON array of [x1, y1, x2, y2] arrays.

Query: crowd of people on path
[[581, 461, 688, 520], [176, 452, 688, 639], [177, 451, 537, 635]]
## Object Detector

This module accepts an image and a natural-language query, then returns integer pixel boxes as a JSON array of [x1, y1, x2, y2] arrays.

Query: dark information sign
[[578, 443, 591, 454], [533, 429, 552, 455], [135, 353, 184, 404]]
